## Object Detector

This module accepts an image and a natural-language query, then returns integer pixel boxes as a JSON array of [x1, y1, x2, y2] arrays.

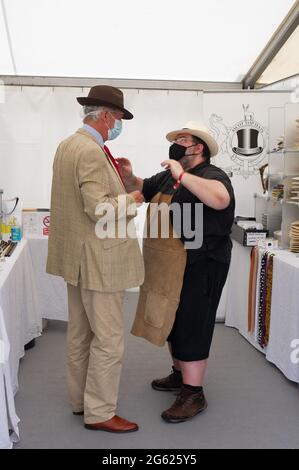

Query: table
[[0, 240, 42, 448], [27, 238, 68, 321], [266, 251, 299, 383], [225, 240, 299, 383], [0, 306, 19, 448], [0, 240, 42, 393]]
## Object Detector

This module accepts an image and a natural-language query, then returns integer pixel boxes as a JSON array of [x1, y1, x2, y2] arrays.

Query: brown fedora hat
[[77, 85, 133, 120]]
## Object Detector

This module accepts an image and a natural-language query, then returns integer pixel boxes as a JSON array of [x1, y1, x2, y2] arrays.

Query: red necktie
[[104, 145, 123, 183]]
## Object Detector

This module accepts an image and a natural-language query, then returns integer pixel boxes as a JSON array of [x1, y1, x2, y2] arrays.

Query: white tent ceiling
[[0, 0, 295, 82]]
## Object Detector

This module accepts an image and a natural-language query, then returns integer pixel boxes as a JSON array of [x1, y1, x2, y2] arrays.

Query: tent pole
[[1, 0, 18, 75], [0, 75, 242, 91]]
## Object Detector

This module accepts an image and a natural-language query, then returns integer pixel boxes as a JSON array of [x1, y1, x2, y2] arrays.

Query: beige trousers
[[66, 283, 125, 424]]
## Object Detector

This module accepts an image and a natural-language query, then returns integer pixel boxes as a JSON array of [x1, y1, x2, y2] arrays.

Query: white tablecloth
[[266, 252, 299, 383], [226, 240, 299, 383], [0, 306, 19, 449], [27, 238, 68, 321], [0, 240, 42, 394], [0, 240, 42, 448]]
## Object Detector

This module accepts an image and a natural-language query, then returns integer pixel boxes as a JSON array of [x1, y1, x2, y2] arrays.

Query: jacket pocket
[[103, 238, 128, 249]]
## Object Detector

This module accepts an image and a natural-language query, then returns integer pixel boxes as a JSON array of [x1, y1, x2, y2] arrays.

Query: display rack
[[254, 103, 299, 247], [0, 189, 3, 241]]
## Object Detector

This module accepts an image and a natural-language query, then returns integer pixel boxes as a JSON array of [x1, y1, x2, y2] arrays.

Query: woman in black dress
[[117, 122, 235, 423]]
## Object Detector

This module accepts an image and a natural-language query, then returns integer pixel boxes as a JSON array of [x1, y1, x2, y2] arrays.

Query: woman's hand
[[161, 159, 184, 180]]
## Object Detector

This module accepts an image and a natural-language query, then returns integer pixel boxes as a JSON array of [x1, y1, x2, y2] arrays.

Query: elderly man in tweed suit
[[47, 86, 144, 433]]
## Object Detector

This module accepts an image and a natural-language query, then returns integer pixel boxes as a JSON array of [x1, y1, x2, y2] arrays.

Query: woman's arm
[[161, 159, 231, 211], [180, 172, 230, 210]]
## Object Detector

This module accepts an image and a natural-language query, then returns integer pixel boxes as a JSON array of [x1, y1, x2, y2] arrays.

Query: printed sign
[[22, 209, 50, 238]]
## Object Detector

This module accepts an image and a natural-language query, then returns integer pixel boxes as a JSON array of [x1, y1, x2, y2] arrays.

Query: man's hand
[[129, 190, 144, 206], [161, 159, 184, 180], [116, 157, 144, 193], [115, 157, 133, 180]]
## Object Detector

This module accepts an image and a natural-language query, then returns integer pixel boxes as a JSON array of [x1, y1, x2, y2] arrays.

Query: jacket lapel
[[76, 129, 126, 191]]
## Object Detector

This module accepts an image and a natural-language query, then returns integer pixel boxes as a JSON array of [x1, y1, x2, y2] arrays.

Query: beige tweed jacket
[[46, 128, 144, 292]]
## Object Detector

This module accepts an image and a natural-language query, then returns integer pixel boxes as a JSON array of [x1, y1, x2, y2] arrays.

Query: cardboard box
[[231, 217, 268, 247]]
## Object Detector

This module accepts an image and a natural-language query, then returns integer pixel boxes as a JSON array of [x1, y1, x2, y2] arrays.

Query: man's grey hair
[[82, 105, 106, 122]]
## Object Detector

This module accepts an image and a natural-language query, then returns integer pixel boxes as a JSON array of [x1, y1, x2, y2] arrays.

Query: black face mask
[[169, 143, 195, 161]]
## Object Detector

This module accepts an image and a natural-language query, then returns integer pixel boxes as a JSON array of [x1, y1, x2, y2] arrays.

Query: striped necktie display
[[257, 251, 275, 348], [248, 246, 259, 333]]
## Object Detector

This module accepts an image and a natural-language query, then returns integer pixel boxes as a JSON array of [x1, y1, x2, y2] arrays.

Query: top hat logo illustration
[[209, 104, 266, 178], [233, 127, 263, 156]]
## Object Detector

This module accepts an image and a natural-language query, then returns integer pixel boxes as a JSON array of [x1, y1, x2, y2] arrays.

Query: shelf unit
[[254, 103, 299, 247]]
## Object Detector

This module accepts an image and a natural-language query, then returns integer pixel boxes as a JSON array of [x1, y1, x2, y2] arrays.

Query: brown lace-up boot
[[161, 386, 207, 422], [151, 367, 183, 392]]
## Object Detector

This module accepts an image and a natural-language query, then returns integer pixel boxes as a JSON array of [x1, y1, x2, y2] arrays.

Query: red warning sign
[[43, 215, 50, 235]]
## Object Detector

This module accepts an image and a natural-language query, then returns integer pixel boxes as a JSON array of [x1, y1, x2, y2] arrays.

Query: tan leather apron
[[131, 192, 187, 346]]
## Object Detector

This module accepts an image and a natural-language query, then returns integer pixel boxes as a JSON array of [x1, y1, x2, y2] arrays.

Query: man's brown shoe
[[151, 367, 183, 391], [84, 415, 139, 433], [161, 386, 207, 423], [73, 411, 84, 416]]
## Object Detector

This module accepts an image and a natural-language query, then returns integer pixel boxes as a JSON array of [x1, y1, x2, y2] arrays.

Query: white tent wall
[[0, 86, 293, 226]]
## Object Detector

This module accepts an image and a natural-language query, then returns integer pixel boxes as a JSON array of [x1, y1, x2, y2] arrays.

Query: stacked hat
[[289, 176, 299, 202], [289, 220, 299, 253], [273, 136, 284, 151], [272, 184, 284, 202]]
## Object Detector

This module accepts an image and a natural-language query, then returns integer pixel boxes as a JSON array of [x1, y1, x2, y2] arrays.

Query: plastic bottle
[[11, 224, 22, 242]]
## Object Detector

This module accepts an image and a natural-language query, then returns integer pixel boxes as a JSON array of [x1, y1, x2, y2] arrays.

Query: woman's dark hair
[[192, 135, 211, 162]]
